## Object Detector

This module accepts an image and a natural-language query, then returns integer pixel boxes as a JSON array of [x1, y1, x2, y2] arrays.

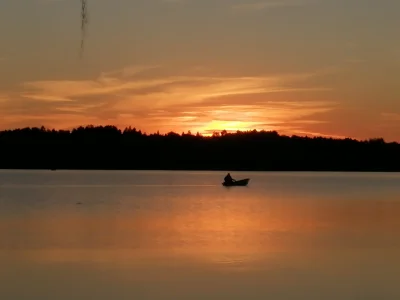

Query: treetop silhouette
[[0, 125, 398, 171]]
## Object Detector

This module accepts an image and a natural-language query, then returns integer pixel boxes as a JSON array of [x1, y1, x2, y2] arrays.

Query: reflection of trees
[[0, 125, 398, 171]]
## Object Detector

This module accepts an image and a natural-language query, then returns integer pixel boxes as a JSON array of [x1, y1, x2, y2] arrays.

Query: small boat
[[222, 178, 250, 187]]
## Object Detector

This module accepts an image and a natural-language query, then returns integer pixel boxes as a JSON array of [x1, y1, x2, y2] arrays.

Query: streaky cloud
[[1, 64, 335, 136], [231, 0, 314, 12]]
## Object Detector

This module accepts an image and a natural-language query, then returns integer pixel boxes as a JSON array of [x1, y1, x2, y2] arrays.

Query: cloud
[[161, 0, 185, 3], [381, 113, 400, 122], [155, 98, 337, 135], [19, 66, 329, 107], [0, 64, 336, 135], [38, 0, 66, 4], [231, 0, 314, 12]]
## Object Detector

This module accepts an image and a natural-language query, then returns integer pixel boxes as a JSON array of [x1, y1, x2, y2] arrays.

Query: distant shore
[[1, 125, 399, 172], [1, 168, 400, 172]]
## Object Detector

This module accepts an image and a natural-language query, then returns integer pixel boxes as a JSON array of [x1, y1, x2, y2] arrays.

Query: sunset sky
[[0, 0, 399, 140]]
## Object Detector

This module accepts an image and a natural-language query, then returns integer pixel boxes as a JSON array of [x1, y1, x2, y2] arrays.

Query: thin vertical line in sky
[[80, 0, 88, 58]]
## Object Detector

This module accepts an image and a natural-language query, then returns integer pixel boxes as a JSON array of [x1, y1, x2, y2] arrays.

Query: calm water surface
[[1, 170, 400, 300]]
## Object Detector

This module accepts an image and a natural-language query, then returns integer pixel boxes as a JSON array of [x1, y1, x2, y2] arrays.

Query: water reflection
[[1, 171, 400, 300]]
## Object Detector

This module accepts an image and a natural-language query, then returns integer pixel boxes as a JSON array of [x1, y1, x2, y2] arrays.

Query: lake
[[1, 170, 400, 300]]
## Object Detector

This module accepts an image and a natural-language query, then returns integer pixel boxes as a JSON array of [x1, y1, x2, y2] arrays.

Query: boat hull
[[222, 178, 250, 187]]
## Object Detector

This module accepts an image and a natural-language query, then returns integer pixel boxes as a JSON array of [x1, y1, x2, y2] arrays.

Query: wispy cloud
[[161, 0, 186, 3], [381, 112, 400, 122], [38, 0, 66, 4], [0, 65, 335, 135], [231, 0, 314, 12], [154, 99, 336, 135], [19, 66, 329, 107]]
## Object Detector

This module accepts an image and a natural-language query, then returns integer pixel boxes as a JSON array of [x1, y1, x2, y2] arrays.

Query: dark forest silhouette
[[0, 125, 399, 171]]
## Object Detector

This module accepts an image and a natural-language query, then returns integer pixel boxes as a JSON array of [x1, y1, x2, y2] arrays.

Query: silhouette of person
[[224, 173, 234, 183]]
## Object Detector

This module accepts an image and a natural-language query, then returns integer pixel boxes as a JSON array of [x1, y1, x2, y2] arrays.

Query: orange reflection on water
[[2, 191, 400, 273]]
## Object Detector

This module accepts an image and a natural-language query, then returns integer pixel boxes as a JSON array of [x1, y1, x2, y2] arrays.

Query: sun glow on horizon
[[197, 120, 270, 135], [0, 61, 397, 141]]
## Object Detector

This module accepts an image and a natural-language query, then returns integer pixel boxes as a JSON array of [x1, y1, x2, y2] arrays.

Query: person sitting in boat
[[224, 173, 235, 184]]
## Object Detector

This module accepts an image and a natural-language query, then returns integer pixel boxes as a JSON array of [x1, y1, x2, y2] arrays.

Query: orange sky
[[0, 0, 399, 140]]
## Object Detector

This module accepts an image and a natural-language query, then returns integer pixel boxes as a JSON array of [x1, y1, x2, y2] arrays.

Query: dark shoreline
[[1, 126, 399, 172], [2, 168, 400, 173]]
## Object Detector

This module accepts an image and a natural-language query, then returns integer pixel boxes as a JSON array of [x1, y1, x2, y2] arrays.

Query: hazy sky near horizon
[[0, 0, 399, 140]]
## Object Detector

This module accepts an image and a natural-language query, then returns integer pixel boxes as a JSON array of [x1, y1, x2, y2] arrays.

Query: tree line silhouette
[[0, 125, 399, 171]]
